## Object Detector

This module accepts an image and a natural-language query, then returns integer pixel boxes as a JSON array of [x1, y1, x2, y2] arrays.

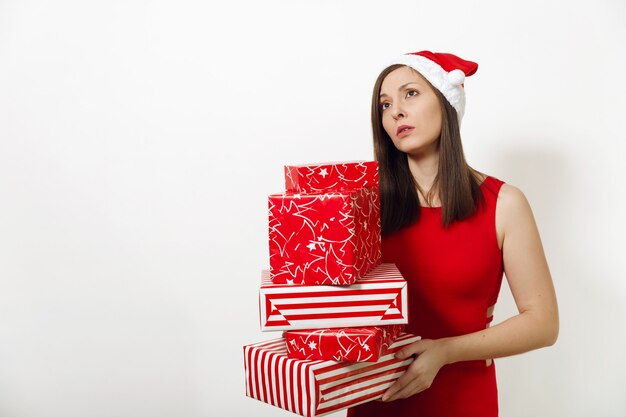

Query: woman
[[347, 51, 559, 417]]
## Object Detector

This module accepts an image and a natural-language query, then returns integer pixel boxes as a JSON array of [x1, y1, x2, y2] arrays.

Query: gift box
[[268, 187, 381, 286], [259, 263, 408, 331], [285, 160, 378, 194], [284, 325, 404, 362], [243, 333, 420, 417]]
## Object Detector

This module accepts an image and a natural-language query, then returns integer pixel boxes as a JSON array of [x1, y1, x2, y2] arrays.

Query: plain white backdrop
[[1, 0, 625, 416]]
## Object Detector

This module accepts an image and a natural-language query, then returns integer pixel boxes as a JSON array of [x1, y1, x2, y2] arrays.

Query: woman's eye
[[380, 103, 390, 111], [407, 90, 418, 97]]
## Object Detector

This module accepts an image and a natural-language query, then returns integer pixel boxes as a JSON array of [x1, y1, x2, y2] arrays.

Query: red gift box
[[284, 325, 404, 362], [243, 333, 420, 417], [285, 160, 378, 194], [259, 263, 408, 331], [268, 187, 381, 286]]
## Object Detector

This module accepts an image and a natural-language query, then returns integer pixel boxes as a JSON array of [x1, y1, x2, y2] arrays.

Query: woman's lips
[[397, 127, 415, 138]]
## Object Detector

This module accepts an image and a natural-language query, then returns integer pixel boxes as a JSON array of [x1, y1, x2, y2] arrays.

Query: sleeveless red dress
[[347, 175, 505, 417]]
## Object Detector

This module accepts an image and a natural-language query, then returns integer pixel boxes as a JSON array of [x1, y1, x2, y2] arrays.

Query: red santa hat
[[384, 50, 478, 125]]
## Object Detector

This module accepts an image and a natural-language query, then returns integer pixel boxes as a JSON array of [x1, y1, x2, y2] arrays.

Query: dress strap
[[482, 176, 505, 198]]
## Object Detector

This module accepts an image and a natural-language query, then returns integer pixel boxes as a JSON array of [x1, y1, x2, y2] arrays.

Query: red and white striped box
[[243, 333, 420, 417], [284, 160, 379, 194], [259, 263, 408, 332], [268, 187, 381, 286], [284, 325, 404, 363]]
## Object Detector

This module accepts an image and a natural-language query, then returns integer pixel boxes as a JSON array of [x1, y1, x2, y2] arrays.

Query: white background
[[1, 1, 625, 416]]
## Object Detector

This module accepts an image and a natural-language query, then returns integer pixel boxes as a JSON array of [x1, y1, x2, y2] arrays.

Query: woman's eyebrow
[[379, 82, 421, 98], [398, 81, 419, 90]]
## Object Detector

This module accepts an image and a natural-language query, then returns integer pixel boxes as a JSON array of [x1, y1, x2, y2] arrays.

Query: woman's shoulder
[[483, 177, 535, 245], [475, 172, 535, 249], [474, 170, 531, 214], [497, 182, 533, 223], [473, 170, 504, 194]]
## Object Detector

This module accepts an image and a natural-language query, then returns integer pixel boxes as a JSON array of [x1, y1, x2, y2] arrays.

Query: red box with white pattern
[[268, 186, 381, 286], [259, 263, 408, 332], [284, 160, 378, 193], [243, 333, 421, 417], [284, 325, 404, 362]]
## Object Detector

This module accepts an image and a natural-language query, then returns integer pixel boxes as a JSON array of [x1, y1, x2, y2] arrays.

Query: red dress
[[347, 175, 505, 417]]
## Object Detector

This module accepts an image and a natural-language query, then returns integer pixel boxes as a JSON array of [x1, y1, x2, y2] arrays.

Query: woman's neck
[[407, 151, 439, 190]]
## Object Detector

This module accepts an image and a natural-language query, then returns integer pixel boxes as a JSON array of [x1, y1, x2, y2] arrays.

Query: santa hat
[[384, 51, 478, 124]]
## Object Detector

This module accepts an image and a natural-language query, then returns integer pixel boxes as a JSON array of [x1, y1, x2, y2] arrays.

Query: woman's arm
[[382, 184, 559, 401]]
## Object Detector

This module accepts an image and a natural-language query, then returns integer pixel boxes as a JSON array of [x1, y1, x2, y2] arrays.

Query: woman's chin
[[396, 142, 439, 157], [393, 138, 423, 153]]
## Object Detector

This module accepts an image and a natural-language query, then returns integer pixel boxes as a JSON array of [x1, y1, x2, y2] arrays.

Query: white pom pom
[[447, 69, 465, 86]]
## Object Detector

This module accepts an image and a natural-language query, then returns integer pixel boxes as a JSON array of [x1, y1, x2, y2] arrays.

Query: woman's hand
[[381, 338, 448, 402]]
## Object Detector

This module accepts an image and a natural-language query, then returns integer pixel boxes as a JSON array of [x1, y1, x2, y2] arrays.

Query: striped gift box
[[259, 263, 408, 331], [243, 333, 420, 417]]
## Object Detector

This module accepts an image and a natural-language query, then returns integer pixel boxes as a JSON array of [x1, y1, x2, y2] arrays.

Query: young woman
[[347, 51, 559, 417]]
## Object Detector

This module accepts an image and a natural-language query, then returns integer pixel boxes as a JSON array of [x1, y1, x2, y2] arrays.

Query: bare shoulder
[[493, 183, 536, 249], [497, 183, 533, 221], [472, 169, 534, 223]]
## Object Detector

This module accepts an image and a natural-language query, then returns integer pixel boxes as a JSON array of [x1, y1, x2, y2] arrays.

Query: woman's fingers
[[383, 364, 431, 401], [383, 340, 442, 401], [383, 340, 428, 400], [382, 358, 424, 401], [387, 377, 430, 401], [395, 339, 429, 359], [382, 369, 412, 400]]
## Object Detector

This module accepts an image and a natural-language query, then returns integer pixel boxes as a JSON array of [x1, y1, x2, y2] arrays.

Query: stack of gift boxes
[[243, 161, 421, 417]]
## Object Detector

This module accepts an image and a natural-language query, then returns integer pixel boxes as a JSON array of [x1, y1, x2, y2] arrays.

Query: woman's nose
[[391, 105, 405, 120]]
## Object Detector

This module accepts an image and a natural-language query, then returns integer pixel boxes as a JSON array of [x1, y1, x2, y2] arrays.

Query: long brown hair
[[371, 64, 485, 235]]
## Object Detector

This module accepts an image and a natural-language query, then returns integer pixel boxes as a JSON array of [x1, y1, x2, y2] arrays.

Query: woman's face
[[379, 66, 443, 155]]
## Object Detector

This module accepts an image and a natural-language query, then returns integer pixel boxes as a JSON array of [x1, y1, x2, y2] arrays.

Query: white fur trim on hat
[[384, 54, 467, 125]]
